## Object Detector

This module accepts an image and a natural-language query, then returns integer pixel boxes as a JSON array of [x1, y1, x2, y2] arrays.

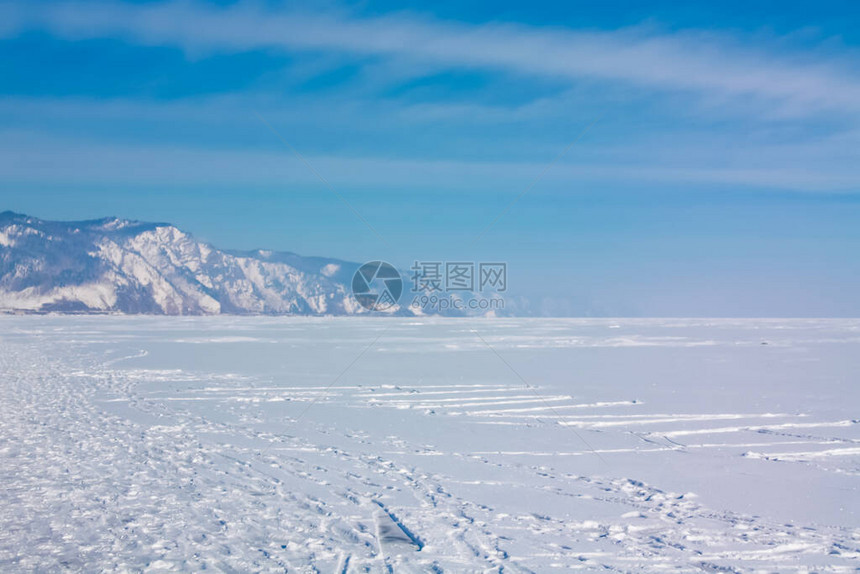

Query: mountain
[[0, 211, 406, 316]]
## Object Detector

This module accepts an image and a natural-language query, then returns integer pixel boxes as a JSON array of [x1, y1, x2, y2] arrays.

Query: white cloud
[[2, 2, 859, 194], [3, 1, 860, 117], [1, 129, 857, 192]]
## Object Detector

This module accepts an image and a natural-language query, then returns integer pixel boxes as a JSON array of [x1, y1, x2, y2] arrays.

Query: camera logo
[[352, 261, 403, 311]]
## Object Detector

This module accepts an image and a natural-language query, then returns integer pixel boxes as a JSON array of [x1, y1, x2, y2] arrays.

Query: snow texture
[[0, 317, 858, 572]]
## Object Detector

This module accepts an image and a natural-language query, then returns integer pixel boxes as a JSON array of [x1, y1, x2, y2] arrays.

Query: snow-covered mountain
[[0, 211, 391, 315]]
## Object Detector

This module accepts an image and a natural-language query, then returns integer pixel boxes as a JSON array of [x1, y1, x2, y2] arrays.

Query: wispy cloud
[[2, 1, 859, 196], [2, 128, 857, 193], [3, 0, 860, 117]]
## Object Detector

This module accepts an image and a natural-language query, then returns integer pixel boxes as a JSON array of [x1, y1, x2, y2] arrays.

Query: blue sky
[[1, 0, 859, 316]]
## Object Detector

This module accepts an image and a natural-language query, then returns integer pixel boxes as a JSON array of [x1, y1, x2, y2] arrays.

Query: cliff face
[[0, 212, 373, 315]]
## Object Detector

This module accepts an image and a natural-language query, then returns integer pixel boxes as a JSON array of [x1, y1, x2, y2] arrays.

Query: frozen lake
[[0, 317, 858, 572]]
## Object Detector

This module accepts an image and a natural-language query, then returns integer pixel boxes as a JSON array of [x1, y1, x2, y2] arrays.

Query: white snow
[[0, 317, 858, 572], [0, 282, 119, 310], [321, 263, 340, 277], [0, 224, 43, 247], [0, 217, 366, 316]]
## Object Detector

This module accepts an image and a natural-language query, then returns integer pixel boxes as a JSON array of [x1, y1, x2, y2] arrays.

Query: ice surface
[[0, 317, 858, 572]]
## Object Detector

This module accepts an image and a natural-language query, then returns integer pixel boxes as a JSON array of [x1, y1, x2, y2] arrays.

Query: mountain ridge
[[0, 212, 407, 316]]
